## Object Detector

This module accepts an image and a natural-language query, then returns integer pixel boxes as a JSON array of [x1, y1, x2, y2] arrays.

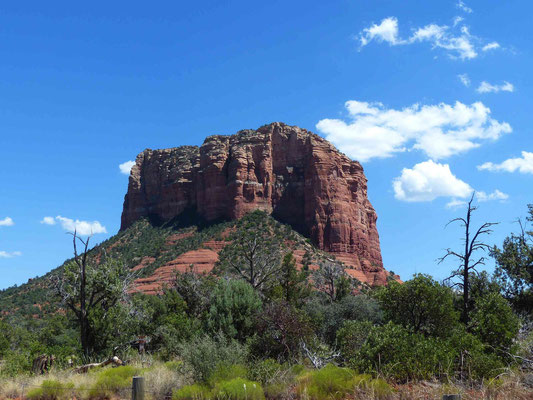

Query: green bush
[[214, 378, 265, 400], [0, 351, 31, 377], [208, 363, 248, 387], [375, 274, 459, 337], [27, 380, 74, 400], [179, 334, 248, 382], [247, 359, 284, 385], [353, 322, 506, 382], [296, 364, 356, 400], [207, 279, 262, 341], [470, 292, 520, 350], [304, 294, 382, 344], [173, 384, 212, 400], [164, 360, 184, 372], [337, 320, 373, 363], [353, 322, 453, 381], [89, 365, 140, 398]]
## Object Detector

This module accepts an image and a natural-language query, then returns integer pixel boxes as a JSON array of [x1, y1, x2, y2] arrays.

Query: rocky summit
[[121, 122, 391, 286]]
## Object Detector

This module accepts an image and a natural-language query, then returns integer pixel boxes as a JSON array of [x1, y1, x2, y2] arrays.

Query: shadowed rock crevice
[[121, 122, 390, 285]]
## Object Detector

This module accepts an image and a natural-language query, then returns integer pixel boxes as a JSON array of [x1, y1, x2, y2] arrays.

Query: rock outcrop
[[121, 122, 389, 285]]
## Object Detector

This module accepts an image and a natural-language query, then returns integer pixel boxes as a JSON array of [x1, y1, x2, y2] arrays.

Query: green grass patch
[[27, 379, 74, 400]]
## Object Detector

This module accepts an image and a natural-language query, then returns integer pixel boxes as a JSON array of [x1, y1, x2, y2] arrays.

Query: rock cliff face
[[121, 122, 389, 285]]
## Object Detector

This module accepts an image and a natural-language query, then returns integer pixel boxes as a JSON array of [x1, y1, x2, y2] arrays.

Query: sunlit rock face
[[121, 122, 390, 286]]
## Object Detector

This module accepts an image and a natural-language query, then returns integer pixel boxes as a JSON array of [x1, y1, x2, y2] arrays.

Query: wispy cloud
[[478, 151, 533, 174], [316, 100, 511, 162], [456, 0, 473, 14], [477, 81, 514, 93], [0, 251, 22, 258], [458, 73, 470, 87], [41, 216, 107, 235], [482, 42, 500, 52], [358, 15, 498, 60], [446, 190, 509, 208], [0, 217, 14, 227], [119, 160, 135, 175], [40, 216, 56, 225]]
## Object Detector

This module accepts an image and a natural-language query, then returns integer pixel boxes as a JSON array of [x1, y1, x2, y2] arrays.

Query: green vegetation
[[1, 208, 533, 399]]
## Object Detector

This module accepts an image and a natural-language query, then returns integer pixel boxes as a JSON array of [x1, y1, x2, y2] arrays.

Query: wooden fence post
[[132, 376, 145, 400], [442, 395, 461, 400]]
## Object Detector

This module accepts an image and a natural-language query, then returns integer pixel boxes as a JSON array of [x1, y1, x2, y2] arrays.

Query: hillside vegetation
[[0, 209, 532, 399]]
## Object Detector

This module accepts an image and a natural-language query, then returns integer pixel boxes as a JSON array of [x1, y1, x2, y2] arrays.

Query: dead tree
[[53, 231, 134, 358], [32, 354, 55, 375], [439, 193, 497, 324]]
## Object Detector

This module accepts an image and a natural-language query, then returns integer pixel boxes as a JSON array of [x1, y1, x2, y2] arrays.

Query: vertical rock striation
[[121, 122, 390, 285]]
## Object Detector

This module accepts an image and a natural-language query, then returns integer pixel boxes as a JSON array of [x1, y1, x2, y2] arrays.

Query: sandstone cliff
[[121, 122, 390, 285]]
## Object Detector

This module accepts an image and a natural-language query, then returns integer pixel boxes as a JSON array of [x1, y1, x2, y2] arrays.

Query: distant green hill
[[0, 212, 364, 323]]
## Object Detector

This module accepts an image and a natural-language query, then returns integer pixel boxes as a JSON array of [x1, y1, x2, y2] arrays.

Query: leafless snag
[[52, 230, 135, 358], [439, 193, 498, 324]]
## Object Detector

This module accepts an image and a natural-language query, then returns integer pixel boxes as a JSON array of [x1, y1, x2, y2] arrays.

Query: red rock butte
[[121, 122, 392, 286]]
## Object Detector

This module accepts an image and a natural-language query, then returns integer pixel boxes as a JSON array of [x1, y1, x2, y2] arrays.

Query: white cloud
[[458, 73, 470, 87], [476, 190, 509, 202], [393, 161, 508, 207], [0, 217, 14, 227], [316, 100, 511, 162], [358, 14, 504, 61], [42, 216, 107, 235], [119, 160, 136, 175], [456, 0, 473, 13], [393, 160, 473, 202], [477, 81, 514, 93], [0, 251, 21, 258], [478, 151, 533, 174], [482, 42, 500, 51], [446, 190, 509, 208], [40, 216, 56, 225], [359, 17, 405, 47]]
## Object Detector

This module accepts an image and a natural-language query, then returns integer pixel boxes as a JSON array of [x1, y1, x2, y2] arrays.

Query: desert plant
[[375, 274, 459, 337], [296, 364, 356, 400], [178, 334, 248, 382], [89, 365, 140, 398], [173, 384, 212, 400], [207, 279, 262, 341], [214, 377, 265, 400], [27, 379, 74, 400]]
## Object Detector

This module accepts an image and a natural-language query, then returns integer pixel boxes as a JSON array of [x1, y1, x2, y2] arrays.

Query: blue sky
[[1, 0, 531, 289]]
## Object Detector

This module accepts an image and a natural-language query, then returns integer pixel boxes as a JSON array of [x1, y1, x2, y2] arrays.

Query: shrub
[[27, 380, 73, 400], [249, 301, 313, 361], [296, 364, 356, 400], [173, 384, 212, 400], [214, 378, 265, 400], [164, 360, 184, 372], [179, 334, 248, 382], [247, 359, 283, 385], [337, 320, 373, 363], [0, 351, 31, 377], [375, 274, 459, 337], [207, 279, 262, 341], [208, 363, 248, 386], [304, 294, 382, 344], [89, 365, 140, 398], [145, 362, 186, 400], [470, 292, 520, 350], [353, 322, 453, 381]]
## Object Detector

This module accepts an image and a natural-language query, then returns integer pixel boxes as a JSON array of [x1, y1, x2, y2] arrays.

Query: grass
[[1, 361, 532, 400]]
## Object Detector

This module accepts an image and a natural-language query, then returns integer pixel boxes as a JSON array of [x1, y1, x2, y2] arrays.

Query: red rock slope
[[121, 122, 390, 286]]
